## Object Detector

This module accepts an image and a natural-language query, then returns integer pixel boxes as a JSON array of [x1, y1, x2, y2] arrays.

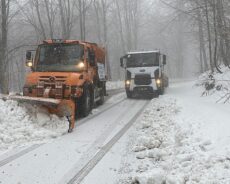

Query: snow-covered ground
[[0, 92, 145, 184], [83, 81, 230, 184], [0, 82, 124, 153], [106, 81, 124, 90], [1, 77, 230, 184], [118, 83, 230, 183], [0, 100, 68, 152]]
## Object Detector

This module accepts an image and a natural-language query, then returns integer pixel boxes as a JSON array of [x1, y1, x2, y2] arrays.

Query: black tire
[[126, 91, 132, 98], [81, 86, 92, 117], [97, 89, 105, 105], [158, 87, 164, 95], [166, 80, 169, 88], [165, 77, 169, 88]]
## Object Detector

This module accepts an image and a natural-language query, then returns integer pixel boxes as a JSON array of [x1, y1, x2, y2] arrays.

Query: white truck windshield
[[126, 53, 159, 68]]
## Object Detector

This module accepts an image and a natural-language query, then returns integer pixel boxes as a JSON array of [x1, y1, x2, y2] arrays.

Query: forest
[[0, 0, 230, 93]]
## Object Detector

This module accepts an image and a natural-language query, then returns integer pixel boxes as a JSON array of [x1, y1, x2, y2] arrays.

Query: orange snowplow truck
[[16, 39, 106, 132]]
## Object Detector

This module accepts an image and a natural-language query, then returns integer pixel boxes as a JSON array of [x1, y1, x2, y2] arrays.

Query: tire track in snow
[[0, 144, 43, 167], [77, 98, 126, 127], [65, 100, 150, 184], [0, 91, 126, 169]]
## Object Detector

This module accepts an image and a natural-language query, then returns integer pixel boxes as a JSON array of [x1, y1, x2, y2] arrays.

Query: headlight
[[125, 80, 131, 85], [26, 61, 33, 67], [156, 79, 161, 85], [77, 62, 85, 69]]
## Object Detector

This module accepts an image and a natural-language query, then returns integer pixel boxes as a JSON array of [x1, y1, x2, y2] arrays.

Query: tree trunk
[[78, 0, 86, 41], [204, 0, 214, 72], [0, 0, 9, 94], [212, 0, 222, 73], [115, 0, 126, 53], [93, 0, 102, 44], [101, 0, 111, 80], [58, 0, 67, 39], [197, 6, 208, 71], [34, 0, 46, 40], [44, 0, 54, 39]]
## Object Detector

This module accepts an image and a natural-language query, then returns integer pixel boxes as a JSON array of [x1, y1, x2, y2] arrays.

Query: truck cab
[[120, 51, 168, 98]]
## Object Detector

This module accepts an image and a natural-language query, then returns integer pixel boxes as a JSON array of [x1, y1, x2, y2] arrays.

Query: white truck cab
[[120, 51, 168, 98]]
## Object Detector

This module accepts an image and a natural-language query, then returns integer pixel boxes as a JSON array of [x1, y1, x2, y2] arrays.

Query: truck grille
[[37, 76, 67, 98], [39, 76, 67, 84], [134, 74, 152, 85]]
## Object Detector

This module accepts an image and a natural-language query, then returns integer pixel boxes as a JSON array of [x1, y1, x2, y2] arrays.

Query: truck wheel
[[81, 87, 92, 117], [97, 89, 104, 105], [126, 91, 132, 98], [165, 80, 169, 88], [158, 87, 164, 95]]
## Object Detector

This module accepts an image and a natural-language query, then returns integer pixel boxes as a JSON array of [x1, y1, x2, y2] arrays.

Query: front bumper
[[126, 78, 159, 94]]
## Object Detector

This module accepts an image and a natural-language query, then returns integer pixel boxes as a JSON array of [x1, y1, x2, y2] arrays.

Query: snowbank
[[106, 81, 124, 90], [120, 95, 230, 184], [0, 99, 68, 151], [0, 80, 124, 152]]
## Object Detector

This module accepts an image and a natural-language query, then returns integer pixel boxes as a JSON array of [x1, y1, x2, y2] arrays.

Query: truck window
[[126, 53, 159, 68], [36, 44, 84, 72]]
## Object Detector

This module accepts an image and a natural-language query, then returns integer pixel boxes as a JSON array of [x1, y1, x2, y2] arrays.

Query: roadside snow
[[106, 81, 124, 90], [118, 85, 230, 184], [106, 92, 126, 104], [0, 82, 124, 153], [0, 99, 68, 151]]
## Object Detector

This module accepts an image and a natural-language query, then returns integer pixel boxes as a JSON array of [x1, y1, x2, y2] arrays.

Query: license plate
[[139, 87, 147, 91]]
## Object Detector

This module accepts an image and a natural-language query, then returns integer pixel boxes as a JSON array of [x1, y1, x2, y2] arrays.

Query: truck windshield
[[126, 53, 159, 68], [36, 44, 84, 72]]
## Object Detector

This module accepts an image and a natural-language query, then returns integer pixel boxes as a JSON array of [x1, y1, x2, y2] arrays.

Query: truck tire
[[81, 86, 92, 117], [126, 91, 132, 98], [158, 87, 164, 95], [97, 89, 104, 105]]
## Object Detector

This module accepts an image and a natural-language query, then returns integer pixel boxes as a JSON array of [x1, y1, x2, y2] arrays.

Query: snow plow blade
[[4, 95, 75, 133], [8, 95, 61, 107]]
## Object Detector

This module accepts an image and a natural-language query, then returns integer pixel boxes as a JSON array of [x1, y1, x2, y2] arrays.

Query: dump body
[[22, 39, 106, 132], [120, 51, 168, 98]]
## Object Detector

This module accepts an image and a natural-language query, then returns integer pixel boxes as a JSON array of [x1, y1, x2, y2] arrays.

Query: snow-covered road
[[0, 92, 148, 184], [1, 81, 230, 184]]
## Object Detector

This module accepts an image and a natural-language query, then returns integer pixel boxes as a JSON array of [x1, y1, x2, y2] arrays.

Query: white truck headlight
[[156, 79, 161, 85]]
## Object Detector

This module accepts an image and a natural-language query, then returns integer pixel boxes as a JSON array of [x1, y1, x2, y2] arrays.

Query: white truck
[[120, 51, 168, 98]]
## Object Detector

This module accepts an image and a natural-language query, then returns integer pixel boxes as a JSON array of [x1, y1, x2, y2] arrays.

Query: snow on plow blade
[[2, 95, 76, 132], [8, 95, 61, 108]]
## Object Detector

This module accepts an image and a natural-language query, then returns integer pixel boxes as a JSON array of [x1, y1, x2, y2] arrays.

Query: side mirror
[[120, 57, 123, 67], [163, 55, 166, 65], [26, 51, 32, 60], [26, 51, 33, 67]]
